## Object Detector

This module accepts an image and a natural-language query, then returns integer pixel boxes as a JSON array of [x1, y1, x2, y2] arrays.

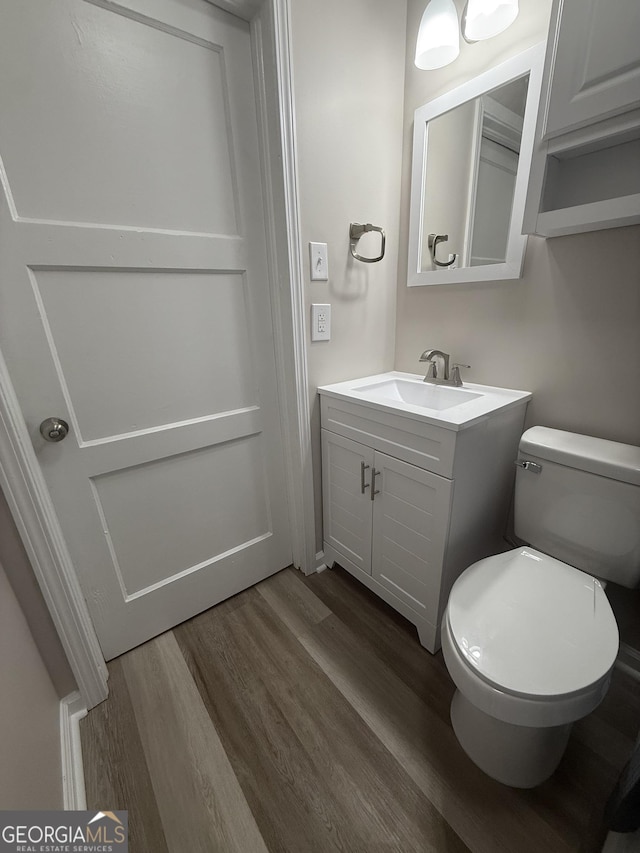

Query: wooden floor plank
[[518, 734, 619, 850], [175, 592, 469, 852], [121, 632, 268, 853], [573, 709, 635, 771], [79, 659, 170, 853], [296, 566, 455, 726], [262, 569, 566, 853], [298, 614, 573, 853], [80, 566, 640, 853], [256, 567, 332, 638], [594, 667, 640, 741], [236, 594, 471, 853], [301, 566, 635, 851], [175, 601, 350, 853]]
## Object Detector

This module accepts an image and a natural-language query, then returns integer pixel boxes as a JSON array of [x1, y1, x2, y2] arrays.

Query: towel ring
[[349, 223, 386, 263]]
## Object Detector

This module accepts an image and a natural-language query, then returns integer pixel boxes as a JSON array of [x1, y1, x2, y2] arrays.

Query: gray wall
[[297, 0, 639, 561], [396, 0, 640, 446], [291, 0, 407, 551], [0, 556, 63, 808], [0, 487, 76, 697], [396, 228, 640, 444]]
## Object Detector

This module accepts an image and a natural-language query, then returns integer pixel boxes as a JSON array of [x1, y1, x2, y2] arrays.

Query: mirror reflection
[[420, 75, 529, 272]]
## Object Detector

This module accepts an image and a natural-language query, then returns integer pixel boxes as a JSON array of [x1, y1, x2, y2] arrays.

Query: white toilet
[[442, 426, 640, 788]]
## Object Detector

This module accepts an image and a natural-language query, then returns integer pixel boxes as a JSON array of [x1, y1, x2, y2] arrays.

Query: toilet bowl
[[442, 547, 618, 787], [441, 426, 640, 788]]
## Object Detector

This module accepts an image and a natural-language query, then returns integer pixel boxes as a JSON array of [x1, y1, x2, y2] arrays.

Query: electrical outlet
[[309, 242, 329, 281], [311, 303, 331, 341]]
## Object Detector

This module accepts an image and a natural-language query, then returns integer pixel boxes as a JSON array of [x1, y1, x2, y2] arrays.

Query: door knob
[[39, 417, 69, 443]]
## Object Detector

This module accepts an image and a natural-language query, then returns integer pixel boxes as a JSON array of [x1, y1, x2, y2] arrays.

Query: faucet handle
[[424, 361, 437, 380], [450, 363, 470, 386]]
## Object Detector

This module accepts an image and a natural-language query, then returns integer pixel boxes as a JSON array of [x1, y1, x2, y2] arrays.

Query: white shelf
[[534, 194, 640, 238]]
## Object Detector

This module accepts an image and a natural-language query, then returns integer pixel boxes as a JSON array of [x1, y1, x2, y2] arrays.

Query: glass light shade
[[415, 0, 460, 70], [463, 0, 519, 41]]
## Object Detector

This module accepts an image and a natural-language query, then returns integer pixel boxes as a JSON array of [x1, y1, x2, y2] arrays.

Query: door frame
[[0, 0, 313, 709]]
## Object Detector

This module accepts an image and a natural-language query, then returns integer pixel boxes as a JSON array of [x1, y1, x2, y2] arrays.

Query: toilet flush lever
[[515, 460, 542, 474]]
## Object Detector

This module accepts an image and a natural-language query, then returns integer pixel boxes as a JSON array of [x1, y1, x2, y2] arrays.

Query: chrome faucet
[[419, 349, 450, 381], [419, 349, 470, 386]]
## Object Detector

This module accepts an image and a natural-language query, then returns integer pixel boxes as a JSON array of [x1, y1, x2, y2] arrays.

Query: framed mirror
[[407, 44, 544, 286]]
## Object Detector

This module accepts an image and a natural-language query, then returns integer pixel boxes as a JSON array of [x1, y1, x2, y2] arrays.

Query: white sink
[[318, 372, 532, 430], [352, 377, 483, 411]]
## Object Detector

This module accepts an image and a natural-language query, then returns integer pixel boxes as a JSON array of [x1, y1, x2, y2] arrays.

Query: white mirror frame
[[407, 43, 545, 287]]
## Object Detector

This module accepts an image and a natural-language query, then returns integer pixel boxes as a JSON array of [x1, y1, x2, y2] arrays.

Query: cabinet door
[[544, 0, 640, 138], [322, 430, 374, 575], [371, 451, 452, 622]]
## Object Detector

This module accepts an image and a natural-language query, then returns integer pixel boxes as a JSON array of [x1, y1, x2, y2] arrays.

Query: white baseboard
[[60, 691, 88, 810], [296, 550, 328, 575], [314, 551, 328, 573]]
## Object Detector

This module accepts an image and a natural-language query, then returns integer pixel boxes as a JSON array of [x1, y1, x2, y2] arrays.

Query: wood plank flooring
[[80, 565, 640, 852]]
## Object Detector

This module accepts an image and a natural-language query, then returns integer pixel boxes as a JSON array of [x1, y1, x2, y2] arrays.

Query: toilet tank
[[514, 427, 640, 587]]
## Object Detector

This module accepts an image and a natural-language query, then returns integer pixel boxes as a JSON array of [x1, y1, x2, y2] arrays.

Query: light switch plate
[[309, 242, 329, 281], [311, 303, 331, 341]]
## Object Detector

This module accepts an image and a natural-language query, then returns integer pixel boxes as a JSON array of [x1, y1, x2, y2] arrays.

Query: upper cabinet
[[544, 0, 640, 138], [523, 0, 640, 237], [524, 0, 640, 237]]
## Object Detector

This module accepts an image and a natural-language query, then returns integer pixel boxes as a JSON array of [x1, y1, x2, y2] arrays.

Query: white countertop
[[318, 371, 532, 431]]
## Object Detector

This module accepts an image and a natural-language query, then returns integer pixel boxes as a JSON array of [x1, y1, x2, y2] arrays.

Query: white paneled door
[[0, 0, 292, 658]]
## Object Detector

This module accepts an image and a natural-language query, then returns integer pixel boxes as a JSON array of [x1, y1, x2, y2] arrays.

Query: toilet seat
[[442, 547, 619, 728]]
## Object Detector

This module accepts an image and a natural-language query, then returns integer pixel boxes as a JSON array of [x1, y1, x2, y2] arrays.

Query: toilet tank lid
[[520, 427, 640, 486]]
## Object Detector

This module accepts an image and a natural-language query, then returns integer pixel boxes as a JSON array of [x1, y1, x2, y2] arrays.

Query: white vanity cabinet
[[524, 0, 640, 237], [322, 431, 452, 629], [319, 386, 529, 653]]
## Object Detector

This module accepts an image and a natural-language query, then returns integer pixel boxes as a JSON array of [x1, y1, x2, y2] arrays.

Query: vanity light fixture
[[415, 0, 519, 70], [462, 0, 519, 42], [415, 0, 460, 70]]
